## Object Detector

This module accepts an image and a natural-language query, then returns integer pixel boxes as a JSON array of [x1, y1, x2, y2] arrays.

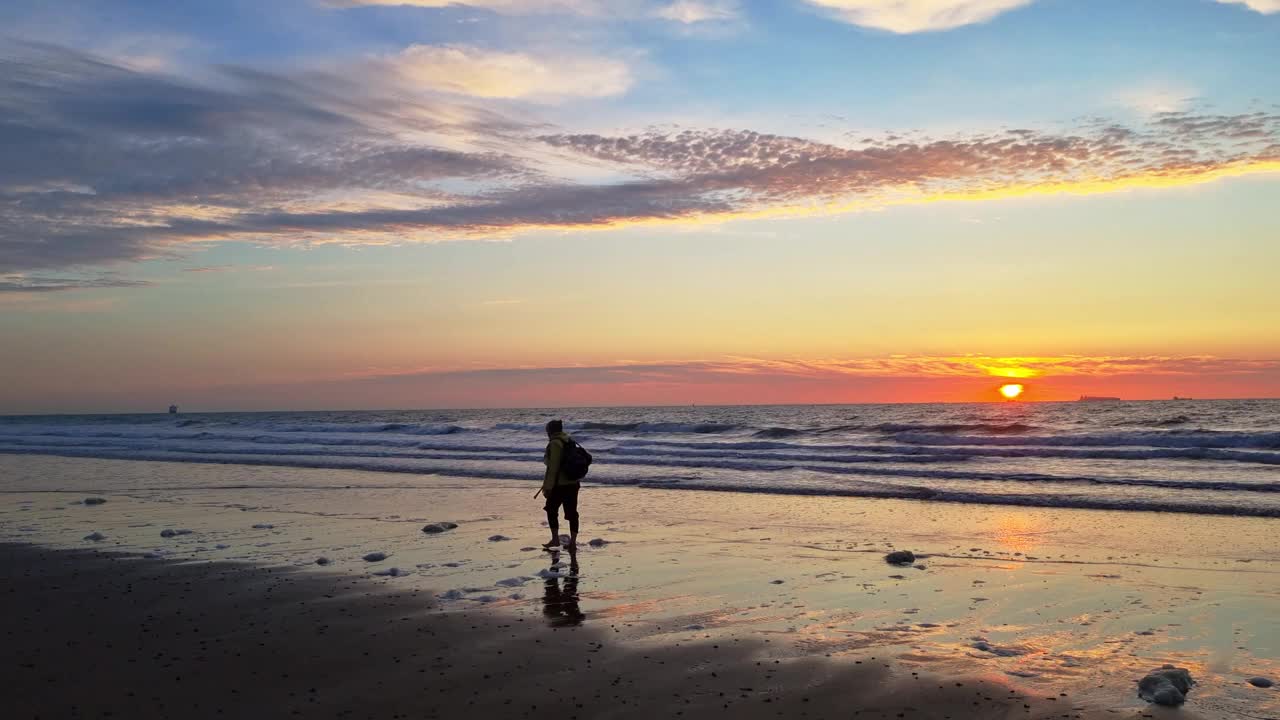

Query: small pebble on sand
[[362, 552, 388, 562], [83, 531, 106, 541], [1247, 677, 1274, 688], [83, 497, 108, 505]]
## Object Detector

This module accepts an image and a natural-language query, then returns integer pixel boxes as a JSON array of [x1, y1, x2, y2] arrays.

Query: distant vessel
[[1172, 396, 1193, 401], [169, 404, 178, 414], [1078, 395, 1120, 402]]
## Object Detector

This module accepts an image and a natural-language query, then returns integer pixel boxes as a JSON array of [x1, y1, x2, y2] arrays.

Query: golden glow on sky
[[430, 159, 1280, 244], [999, 383, 1025, 399]]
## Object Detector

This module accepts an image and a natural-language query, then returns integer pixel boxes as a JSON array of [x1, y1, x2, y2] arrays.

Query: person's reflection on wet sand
[[542, 546, 583, 627]]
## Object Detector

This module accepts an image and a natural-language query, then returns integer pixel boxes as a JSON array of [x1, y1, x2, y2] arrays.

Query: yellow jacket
[[542, 431, 578, 492]]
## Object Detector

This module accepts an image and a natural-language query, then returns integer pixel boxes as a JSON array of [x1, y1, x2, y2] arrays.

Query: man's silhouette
[[538, 419, 580, 549]]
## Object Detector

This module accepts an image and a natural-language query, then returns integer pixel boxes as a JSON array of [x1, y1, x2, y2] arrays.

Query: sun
[[999, 383, 1025, 400]]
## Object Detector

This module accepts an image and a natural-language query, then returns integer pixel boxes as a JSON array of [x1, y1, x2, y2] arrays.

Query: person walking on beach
[[537, 420, 584, 549]]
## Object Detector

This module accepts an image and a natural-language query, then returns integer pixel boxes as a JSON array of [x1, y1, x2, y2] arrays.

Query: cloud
[[330, 0, 641, 16], [803, 0, 1277, 32], [334, 0, 739, 23], [181, 265, 274, 273], [701, 355, 1280, 379], [2, 41, 1278, 277], [1214, 0, 1280, 14], [331, 354, 1280, 385], [0, 273, 150, 292], [0, 42, 530, 272], [655, 0, 739, 23], [1111, 82, 1197, 116], [280, 354, 1280, 407], [802, 0, 1033, 32], [537, 113, 1280, 210], [373, 45, 632, 100]]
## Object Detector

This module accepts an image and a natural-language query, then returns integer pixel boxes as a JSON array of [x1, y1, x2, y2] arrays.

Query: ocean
[[1, 400, 1277, 517]]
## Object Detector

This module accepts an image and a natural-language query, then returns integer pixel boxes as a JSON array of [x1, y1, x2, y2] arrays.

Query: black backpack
[[560, 438, 593, 481]]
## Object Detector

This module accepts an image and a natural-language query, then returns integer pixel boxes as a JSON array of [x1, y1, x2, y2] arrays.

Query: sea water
[[1, 400, 1277, 517]]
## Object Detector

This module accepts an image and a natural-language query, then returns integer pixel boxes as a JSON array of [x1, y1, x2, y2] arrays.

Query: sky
[[1, 0, 1278, 413]]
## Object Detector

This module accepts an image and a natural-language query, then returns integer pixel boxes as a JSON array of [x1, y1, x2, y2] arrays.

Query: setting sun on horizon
[[999, 383, 1026, 400]]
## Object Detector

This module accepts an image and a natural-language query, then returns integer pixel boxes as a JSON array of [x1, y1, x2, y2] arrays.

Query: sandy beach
[[2, 454, 1277, 719]]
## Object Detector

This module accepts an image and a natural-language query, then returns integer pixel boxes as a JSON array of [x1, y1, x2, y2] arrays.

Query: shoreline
[[2, 454, 1277, 718], [1, 448, 1277, 518]]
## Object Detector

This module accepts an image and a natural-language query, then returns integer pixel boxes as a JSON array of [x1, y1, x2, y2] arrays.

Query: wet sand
[[1, 454, 1277, 718], [0, 542, 1212, 720]]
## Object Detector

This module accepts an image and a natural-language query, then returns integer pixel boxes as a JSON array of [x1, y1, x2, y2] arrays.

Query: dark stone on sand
[[971, 640, 1027, 657], [488, 535, 510, 542], [362, 552, 388, 562], [770, 579, 785, 584], [422, 522, 459, 534], [1138, 666, 1194, 705], [884, 550, 915, 565], [1247, 677, 1274, 688], [83, 497, 107, 505], [83, 531, 107, 542], [588, 538, 609, 547], [315, 557, 331, 566]]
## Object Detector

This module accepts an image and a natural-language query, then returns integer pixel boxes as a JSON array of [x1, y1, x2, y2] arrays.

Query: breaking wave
[[3, 399, 1279, 518]]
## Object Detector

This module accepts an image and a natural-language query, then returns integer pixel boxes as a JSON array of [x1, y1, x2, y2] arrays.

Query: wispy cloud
[[655, 0, 739, 23], [0, 273, 150, 292], [803, 0, 1278, 33], [181, 265, 274, 273], [802, 0, 1033, 33], [303, 354, 1280, 405], [1, 42, 1277, 277], [1111, 82, 1198, 116], [1214, 0, 1280, 14], [371, 44, 632, 101], [335, 354, 1280, 384], [330, 0, 611, 12]]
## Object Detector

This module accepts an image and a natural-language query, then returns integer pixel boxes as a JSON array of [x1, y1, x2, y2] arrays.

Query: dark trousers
[[544, 483, 580, 536]]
